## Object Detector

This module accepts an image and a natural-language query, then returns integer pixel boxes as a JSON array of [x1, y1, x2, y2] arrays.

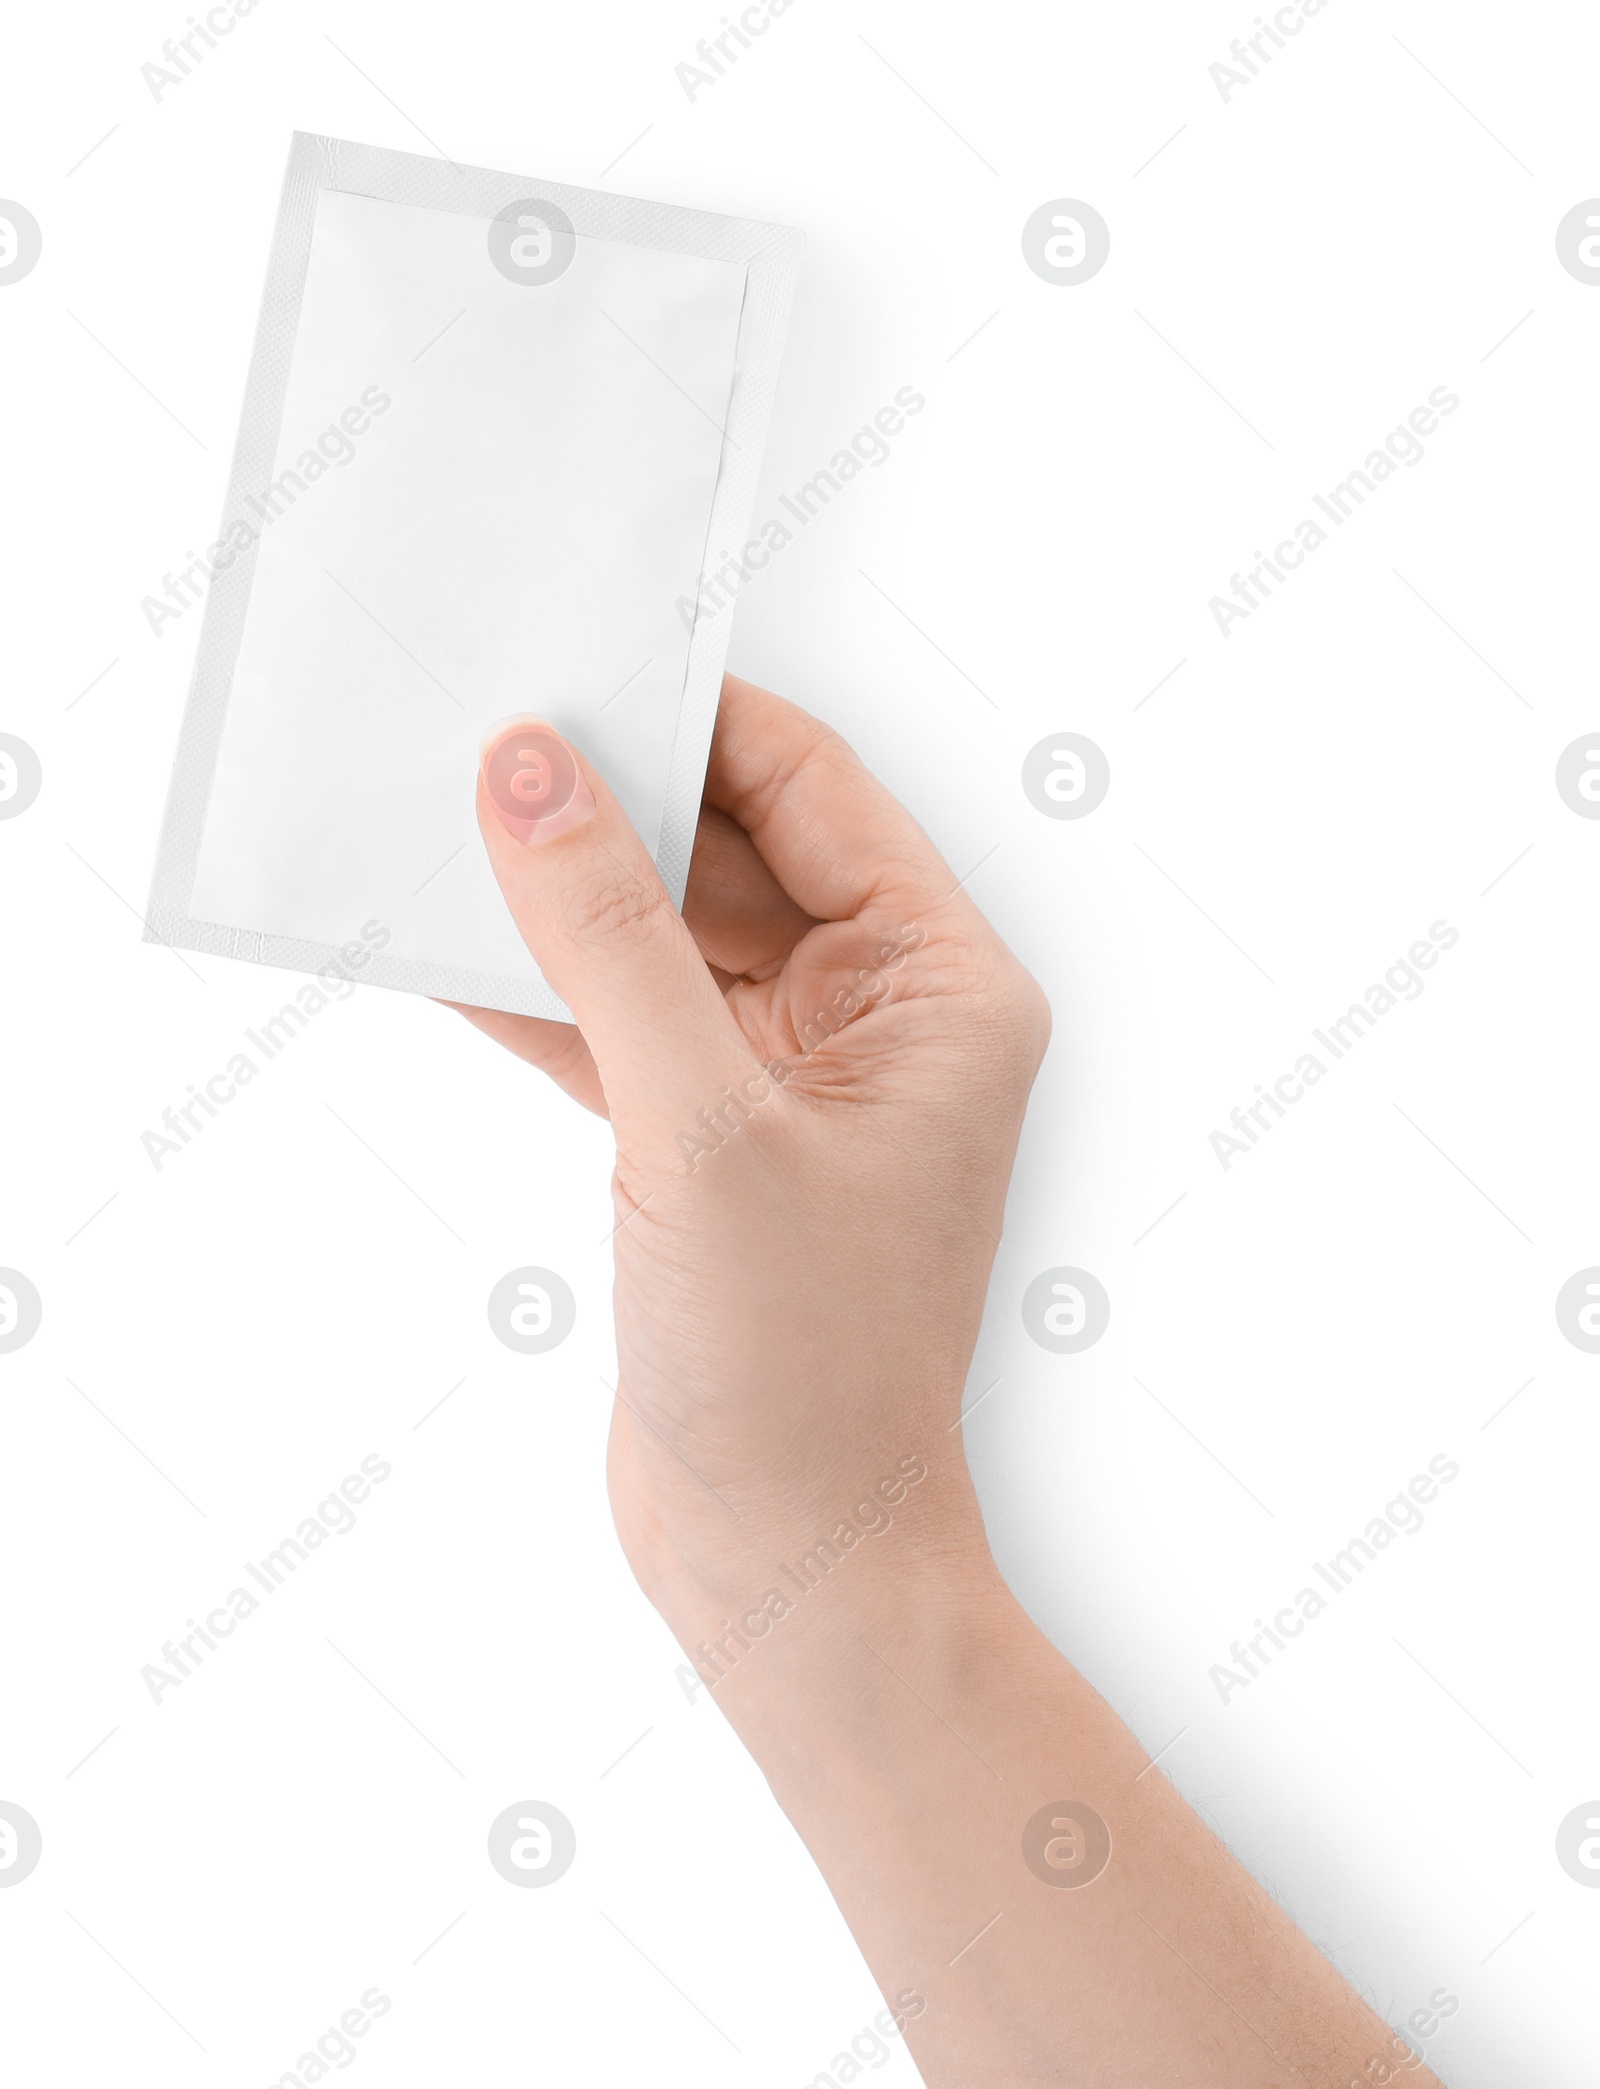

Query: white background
[[2, 1, 1597, 2082]]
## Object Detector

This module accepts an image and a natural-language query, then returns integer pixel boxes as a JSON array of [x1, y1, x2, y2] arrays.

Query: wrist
[[659, 1491, 1017, 1773], [639, 1440, 999, 1667]]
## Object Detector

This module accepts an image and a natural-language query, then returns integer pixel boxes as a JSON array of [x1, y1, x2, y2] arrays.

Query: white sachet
[[147, 134, 801, 1018]]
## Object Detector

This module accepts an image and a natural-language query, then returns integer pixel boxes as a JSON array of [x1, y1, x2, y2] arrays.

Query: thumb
[[475, 716, 750, 1131]]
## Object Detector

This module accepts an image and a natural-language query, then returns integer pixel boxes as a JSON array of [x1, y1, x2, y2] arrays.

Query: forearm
[[654, 1505, 1443, 2089]]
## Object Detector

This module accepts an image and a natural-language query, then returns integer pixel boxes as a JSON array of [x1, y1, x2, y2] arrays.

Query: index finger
[[704, 674, 956, 925]]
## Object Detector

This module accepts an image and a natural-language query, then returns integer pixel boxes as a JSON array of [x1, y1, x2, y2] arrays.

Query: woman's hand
[[454, 674, 1445, 2089], [459, 673, 1048, 1633]]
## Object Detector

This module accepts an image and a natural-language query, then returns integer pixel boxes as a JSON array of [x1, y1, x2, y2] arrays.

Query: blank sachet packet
[[147, 131, 801, 1018]]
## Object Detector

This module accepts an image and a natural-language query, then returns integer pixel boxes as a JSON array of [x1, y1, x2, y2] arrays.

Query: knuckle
[[1019, 972, 1053, 1065], [790, 719, 866, 801], [973, 959, 1053, 1074], [562, 866, 673, 949]]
